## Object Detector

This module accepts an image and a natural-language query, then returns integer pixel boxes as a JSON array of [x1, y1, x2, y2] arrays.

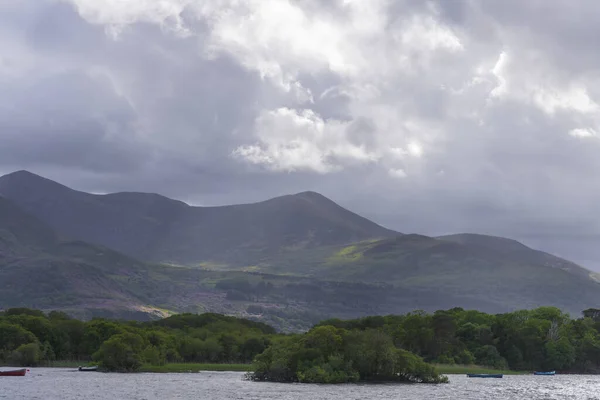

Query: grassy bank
[[434, 364, 525, 375], [44, 360, 91, 368], [139, 363, 251, 373], [39, 361, 526, 376]]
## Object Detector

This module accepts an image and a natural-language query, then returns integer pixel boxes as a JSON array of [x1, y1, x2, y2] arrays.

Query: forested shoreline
[[0, 308, 275, 371], [2, 306, 600, 383]]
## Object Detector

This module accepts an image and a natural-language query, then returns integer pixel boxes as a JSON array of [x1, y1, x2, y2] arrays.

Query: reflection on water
[[0, 369, 599, 400]]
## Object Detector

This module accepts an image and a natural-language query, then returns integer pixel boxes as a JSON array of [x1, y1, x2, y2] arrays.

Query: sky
[[2, 0, 600, 268]]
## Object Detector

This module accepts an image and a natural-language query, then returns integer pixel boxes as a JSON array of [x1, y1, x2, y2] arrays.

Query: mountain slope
[[2, 171, 600, 325], [0, 195, 172, 318], [249, 233, 600, 315], [0, 189, 422, 330], [0, 196, 58, 256], [437, 233, 592, 279], [0, 195, 509, 330], [0, 171, 398, 265]]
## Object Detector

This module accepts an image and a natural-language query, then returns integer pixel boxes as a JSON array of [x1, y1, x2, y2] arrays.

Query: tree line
[[2, 306, 600, 381], [316, 307, 600, 373], [0, 308, 275, 372]]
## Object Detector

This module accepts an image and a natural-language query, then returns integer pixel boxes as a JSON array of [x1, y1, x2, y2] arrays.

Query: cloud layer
[[3, 0, 600, 268]]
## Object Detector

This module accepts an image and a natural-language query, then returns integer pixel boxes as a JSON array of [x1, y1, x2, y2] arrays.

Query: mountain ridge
[[0, 170, 398, 265], [1, 170, 600, 329]]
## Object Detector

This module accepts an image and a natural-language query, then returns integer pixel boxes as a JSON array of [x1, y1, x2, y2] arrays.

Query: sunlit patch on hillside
[[132, 305, 175, 319], [197, 261, 231, 270], [590, 272, 600, 283]]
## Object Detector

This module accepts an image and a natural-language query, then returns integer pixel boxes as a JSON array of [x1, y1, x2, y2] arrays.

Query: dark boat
[[0, 368, 28, 377], [467, 373, 503, 378], [78, 366, 99, 372], [534, 371, 555, 375]]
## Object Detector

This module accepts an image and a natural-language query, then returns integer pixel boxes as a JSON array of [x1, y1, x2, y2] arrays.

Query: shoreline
[[434, 364, 525, 375], [36, 362, 550, 375], [41, 362, 251, 373], [139, 363, 251, 373]]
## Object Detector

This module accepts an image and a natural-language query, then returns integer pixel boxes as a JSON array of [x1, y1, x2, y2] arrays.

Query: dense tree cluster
[[317, 307, 600, 373], [249, 325, 447, 383], [0, 308, 275, 371]]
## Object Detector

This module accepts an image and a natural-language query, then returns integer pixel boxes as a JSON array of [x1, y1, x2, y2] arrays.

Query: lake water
[[1, 369, 600, 399]]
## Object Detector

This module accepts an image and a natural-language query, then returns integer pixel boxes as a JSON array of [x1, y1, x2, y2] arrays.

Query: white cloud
[[389, 168, 408, 179], [569, 128, 597, 138], [534, 86, 599, 115], [490, 51, 509, 98], [233, 107, 379, 173], [408, 142, 424, 158], [64, 0, 192, 37]]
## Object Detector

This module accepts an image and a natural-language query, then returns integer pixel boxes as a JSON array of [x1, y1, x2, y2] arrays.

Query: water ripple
[[1, 369, 599, 399]]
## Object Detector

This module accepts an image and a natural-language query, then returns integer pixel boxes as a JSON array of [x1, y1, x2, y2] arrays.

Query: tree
[[3, 308, 45, 318], [93, 333, 146, 372], [582, 308, 600, 321], [240, 337, 268, 362], [544, 337, 575, 371], [10, 342, 42, 366], [0, 323, 37, 360], [141, 345, 165, 366], [474, 345, 507, 369], [81, 320, 125, 357]]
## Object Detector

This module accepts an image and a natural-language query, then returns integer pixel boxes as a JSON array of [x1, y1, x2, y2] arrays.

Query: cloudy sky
[[2, 0, 600, 268]]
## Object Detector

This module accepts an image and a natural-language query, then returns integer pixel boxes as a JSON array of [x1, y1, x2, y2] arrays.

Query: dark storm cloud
[[3, 0, 600, 269], [0, 69, 143, 172], [0, 0, 265, 190]]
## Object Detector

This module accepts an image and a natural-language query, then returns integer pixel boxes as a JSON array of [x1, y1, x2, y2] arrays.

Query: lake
[[1, 369, 600, 399]]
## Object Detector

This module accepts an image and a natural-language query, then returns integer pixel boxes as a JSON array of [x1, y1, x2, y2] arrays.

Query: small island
[[248, 325, 447, 383]]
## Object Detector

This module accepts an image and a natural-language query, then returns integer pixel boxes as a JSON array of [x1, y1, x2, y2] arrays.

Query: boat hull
[[467, 373, 503, 378], [78, 366, 99, 372], [0, 368, 27, 377]]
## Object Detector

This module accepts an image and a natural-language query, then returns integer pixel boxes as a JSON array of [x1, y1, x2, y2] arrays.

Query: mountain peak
[[293, 190, 326, 198], [1, 170, 52, 180], [1, 169, 69, 186], [290, 190, 338, 205], [0, 170, 76, 199]]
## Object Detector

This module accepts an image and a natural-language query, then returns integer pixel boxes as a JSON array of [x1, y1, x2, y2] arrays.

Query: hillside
[[1, 171, 600, 329], [0, 195, 169, 318], [0, 196, 58, 256], [0, 171, 398, 265], [242, 233, 600, 315], [0, 194, 441, 330]]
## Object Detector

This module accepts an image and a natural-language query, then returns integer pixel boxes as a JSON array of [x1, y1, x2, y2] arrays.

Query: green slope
[[236, 234, 600, 316]]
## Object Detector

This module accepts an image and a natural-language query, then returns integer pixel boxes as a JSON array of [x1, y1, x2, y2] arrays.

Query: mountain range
[[0, 171, 395, 265], [1, 170, 599, 330]]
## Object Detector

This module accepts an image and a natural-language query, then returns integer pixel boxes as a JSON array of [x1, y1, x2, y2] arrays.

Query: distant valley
[[1, 170, 599, 331]]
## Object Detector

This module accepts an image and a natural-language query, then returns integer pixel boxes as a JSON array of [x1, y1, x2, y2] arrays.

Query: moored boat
[[78, 366, 99, 372], [533, 371, 555, 375], [0, 368, 28, 377], [467, 373, 503, 378]]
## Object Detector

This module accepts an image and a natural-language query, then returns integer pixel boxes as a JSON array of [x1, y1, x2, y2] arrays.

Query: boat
[[78, 366, 99, 372], [534, 371, 555, 375], [0, 368, 28, 377], [467, 373, 503, 378]]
